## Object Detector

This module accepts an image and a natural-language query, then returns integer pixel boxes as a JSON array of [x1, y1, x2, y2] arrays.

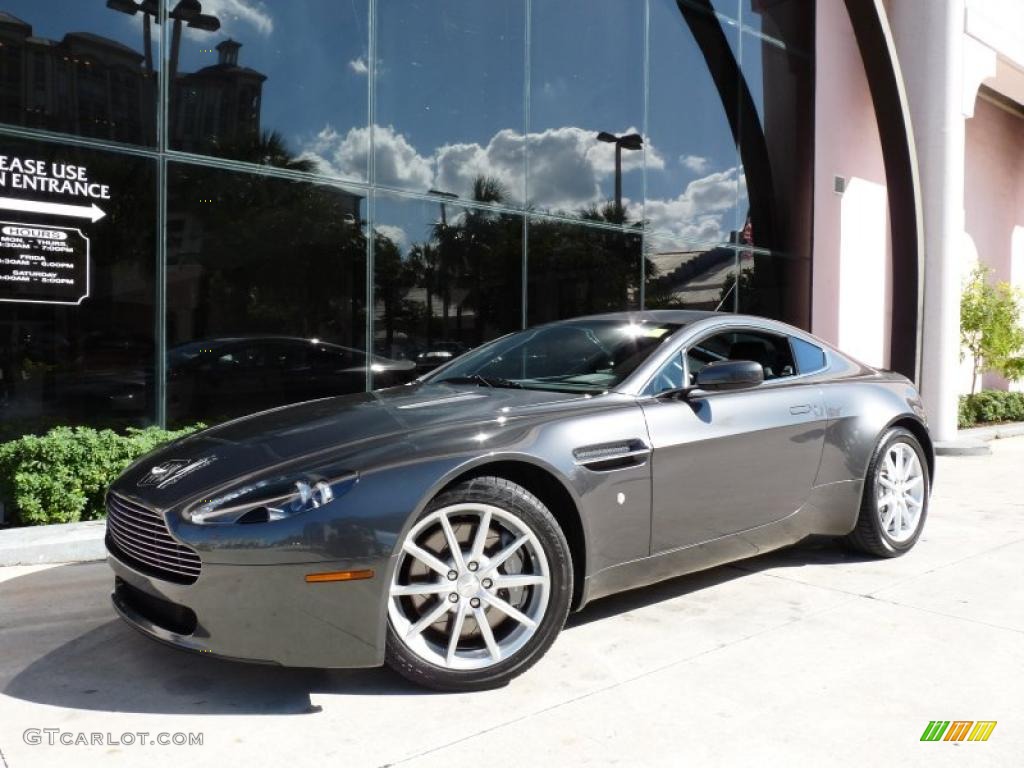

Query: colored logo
[[921, 721, 997, 742]]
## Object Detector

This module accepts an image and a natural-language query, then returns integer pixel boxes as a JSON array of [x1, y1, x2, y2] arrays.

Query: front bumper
[[108, 549, 394, 668]]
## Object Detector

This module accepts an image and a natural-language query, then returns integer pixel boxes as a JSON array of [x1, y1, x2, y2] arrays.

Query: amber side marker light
[[305, 569, 374, 583]]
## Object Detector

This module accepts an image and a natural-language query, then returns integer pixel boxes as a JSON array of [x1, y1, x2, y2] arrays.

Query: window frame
[[637, 323, 833, 396]]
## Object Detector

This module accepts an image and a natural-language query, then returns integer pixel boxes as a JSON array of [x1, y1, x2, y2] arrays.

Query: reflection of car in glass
[[58, 336, 416, 423], [414, 341, 470, 373], [166, 337, 415, 423], [107, 311, 933, 692]]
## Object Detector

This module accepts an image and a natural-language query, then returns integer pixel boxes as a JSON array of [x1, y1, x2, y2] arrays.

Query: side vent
[[573, 439, 651, 472]]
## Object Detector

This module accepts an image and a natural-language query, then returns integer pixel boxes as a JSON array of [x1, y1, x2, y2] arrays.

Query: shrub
[[958, 391, 1024, 429], [0, 424, 203, 526], [960, 265, 1024, 394]]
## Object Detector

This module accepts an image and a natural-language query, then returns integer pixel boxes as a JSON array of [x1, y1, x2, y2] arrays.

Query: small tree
[[960, 265, 1024, 395]]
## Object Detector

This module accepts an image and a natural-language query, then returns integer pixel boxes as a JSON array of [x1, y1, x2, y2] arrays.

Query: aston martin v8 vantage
[[106, 311, 933, 691]]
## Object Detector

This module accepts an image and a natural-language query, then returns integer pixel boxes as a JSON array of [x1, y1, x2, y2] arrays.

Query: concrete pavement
[[0, 438, 1021, 767]]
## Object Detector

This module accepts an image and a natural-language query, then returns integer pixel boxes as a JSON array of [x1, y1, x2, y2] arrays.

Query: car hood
[[113, 384, 604, 510]]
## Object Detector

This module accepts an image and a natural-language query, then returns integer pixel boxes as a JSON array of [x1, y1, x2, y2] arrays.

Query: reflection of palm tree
[[408, 242, 440, 347], [374, 230, 416, 356], [471, 176, 507, 205], [579, 201, 630, 226], [429, 176, 511, 339], [209, 130, 317, 172]]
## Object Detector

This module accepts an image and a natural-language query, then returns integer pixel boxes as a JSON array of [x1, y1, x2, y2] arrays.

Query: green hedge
[[0, 424, 203, 526], [958, 391, 1024, 429]]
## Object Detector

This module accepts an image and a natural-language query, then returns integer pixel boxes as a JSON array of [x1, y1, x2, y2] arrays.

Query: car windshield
[[430, 320, 683, 393]]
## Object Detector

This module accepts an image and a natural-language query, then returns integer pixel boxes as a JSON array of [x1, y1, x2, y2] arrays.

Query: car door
[[640, 327, 827, 553]]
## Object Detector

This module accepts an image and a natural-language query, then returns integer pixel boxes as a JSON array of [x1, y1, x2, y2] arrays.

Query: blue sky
[[5, 0, 804, 249]]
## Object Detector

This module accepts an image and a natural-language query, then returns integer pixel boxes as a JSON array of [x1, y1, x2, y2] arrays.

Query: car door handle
[[789, 404, 811, 415]]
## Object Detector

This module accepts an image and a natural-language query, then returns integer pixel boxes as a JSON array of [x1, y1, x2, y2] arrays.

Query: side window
[[644, 351, 685, 395], [790, 337, 827, 374], [687, 329, 796, 382]]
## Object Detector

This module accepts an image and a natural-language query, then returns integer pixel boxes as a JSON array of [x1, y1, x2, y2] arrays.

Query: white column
[[888, 0, 966, 441]]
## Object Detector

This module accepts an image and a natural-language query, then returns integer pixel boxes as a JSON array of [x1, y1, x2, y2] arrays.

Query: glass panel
[[0, 137, 156, 439], [166, 163, 367, 426], [528, 219, 640, 326], [680, 0, 741, 23], [790, 335, 825, 374], [646, 0, 741, 246], [644, 235, 738, 311], [689, 328, 795, 379], [644, 350, 685, 395], [168, 0, 369, 181], [739, 0, 813, 52], [375, 0, 525, 201], [737, 28, 813, 258], [528, 0, 644, 222], [734, 249, 810, 327], [0, 1, 160, 146], [372, 192, 522, 382], [433, 318, 682, 394]]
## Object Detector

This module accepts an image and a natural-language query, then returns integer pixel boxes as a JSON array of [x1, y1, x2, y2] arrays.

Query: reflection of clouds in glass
[[300, 124, 741, 243], [197, 0, 274, 36], [348, 57, 369, 75], [302, 123, 665, 210], [300, 124, 433, 187], [679, 154, 710, 174], [375, 224, 408, 250], [640, 167, 741, 243]]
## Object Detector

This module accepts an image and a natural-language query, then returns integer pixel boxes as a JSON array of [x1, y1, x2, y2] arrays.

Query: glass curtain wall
[[0, 0, 813, 437]]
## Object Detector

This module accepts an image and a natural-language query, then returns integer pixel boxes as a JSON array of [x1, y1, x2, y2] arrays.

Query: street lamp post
[[596, 131, 643, 216], [427, 188, 458, 228], [106, 0, 220, 80]]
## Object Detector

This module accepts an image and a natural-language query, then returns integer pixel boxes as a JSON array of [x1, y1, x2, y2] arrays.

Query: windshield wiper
[[437, 374, 525, 389]]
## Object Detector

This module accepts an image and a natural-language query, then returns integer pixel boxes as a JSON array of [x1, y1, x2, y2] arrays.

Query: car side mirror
[[693, 360, 764, 392]]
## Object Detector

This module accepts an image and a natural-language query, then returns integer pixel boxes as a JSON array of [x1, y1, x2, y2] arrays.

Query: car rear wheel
[[385, 476, 572, 691], [844, 427, 930, 557]]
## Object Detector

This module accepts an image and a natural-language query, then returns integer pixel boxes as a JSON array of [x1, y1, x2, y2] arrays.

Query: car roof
[[543, 309, 720, 327]]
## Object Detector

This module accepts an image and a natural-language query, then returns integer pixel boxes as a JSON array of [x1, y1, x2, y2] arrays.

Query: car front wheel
[[845, 427, 930, 557], [385, 476, 572, 691]]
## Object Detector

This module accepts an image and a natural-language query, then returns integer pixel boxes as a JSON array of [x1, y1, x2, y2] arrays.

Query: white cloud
[[349, 57, 369, 75], [298, 124, 434, 188], [641, 166, 742, 244], [194, 0, 273, 36], [297, 124, 744, 244], [375, 224, 408, 250], [680, 154, 710, 174], [433, 126, 664, 211]]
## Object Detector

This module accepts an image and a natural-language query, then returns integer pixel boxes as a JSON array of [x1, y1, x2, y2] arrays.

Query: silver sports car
[[106, 311, 933, 691]]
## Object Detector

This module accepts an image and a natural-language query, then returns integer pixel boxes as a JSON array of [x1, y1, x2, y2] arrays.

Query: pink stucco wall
[[964, 96, 1024, 391], [812, 1, 893, 367]]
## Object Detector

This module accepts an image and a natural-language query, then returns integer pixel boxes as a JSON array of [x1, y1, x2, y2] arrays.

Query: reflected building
[[0, 11, 156, 145], [171, 39, 265, 154]]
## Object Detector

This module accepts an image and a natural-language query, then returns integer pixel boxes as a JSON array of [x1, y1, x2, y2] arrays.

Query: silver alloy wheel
[[388, 503, 551, 671], [876, 441, 925, 543]]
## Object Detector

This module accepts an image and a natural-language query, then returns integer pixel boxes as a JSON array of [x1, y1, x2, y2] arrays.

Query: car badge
[[137, 456, 216, 488]]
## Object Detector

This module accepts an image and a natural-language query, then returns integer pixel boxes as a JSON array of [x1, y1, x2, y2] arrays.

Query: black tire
[[385, 476, 573, 692], [844, 427, 930, 557]]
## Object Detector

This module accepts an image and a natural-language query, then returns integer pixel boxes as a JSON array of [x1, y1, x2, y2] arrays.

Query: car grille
[[105, 493, 201, 584]]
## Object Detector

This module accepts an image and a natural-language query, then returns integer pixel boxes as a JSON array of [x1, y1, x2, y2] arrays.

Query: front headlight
[[183, 466, 357, 525]]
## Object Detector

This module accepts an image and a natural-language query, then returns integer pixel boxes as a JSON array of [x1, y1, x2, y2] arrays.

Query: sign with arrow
[[0, 152, 109, 304], [0, 196, 106, 223]]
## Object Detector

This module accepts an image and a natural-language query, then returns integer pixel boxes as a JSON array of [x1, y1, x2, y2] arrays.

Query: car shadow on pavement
[[2, 538, 872, 715], [566, 535, 875, 628], [0, 562, 425, 716]]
